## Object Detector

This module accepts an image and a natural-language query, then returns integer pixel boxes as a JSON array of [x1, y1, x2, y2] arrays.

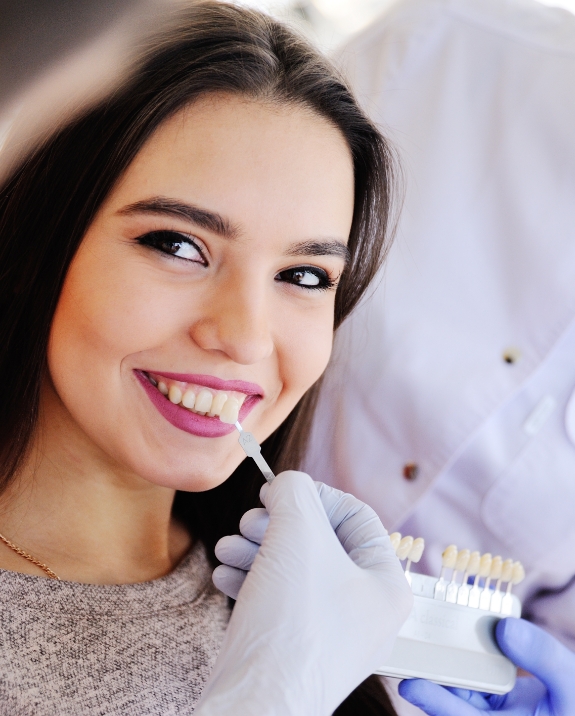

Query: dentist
[[302, 0, 575, 713]]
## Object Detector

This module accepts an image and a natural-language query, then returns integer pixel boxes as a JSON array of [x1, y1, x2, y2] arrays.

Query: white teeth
[[181, 390, 196, 409], [195, 389, 213, 414], [151, 374, 249, 422], [168, 386, 182, 405], [220, 397, 241, 424], [208, 392, 228, 417]]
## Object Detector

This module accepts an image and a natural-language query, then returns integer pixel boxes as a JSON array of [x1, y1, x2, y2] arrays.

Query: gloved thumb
[[496, 618, 575, 708], [259, 470, 333, 531]]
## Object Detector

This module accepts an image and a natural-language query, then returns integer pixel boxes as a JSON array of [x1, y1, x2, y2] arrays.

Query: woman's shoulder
[[0, 541, 228, 618]]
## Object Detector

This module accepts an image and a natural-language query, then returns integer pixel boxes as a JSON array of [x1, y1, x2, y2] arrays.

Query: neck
[[0, 382, 191, 584]]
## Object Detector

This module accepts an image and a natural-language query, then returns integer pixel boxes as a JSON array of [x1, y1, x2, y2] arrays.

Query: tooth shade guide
[[446, 549, 470, 603], [389, 532, 402, 552], [501, 562, 525, 615], [220, 397, 241, 424], [442, 545, 458, 569], [471, 552, 493, 608], [479, 555, 502, 610], [234, 422, 276, 484], [434, 545, 458, 601], [457, 551, 480, 606], [491, 558, 514, 613], [405, 538, 425, 569], [396, 536, 414, 561], [467, 553, 491, 609], [406, 540, 424, 585], [489, 556, 503, 581]]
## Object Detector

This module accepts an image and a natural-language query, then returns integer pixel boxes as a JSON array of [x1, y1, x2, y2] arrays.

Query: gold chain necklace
[[0, 532, 60, 580]]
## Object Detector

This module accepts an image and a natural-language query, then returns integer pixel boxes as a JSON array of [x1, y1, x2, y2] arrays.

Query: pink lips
[[134, 370, 263, 438]]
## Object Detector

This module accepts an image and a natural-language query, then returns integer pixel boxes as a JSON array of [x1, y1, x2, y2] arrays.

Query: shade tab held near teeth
[[220, 397, 241, 424]]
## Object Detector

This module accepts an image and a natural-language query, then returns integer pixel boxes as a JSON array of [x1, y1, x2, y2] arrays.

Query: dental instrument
[[389, 532, 402, 551], [234, 421, 275, 484], [433, 544, 457, 600], [469, 552, 492, 608], [376, 537, 525, 694], [480, 555, 502, 610], [404, 538, 424, 585], [456, 550, 480, 606], [501, 561, 525, 616], [446, 548, 470, 603]]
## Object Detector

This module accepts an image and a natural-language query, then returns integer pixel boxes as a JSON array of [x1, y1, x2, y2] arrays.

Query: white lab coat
[[305, 0, 575, 704]]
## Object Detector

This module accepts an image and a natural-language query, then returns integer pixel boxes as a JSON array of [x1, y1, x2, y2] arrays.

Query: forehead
[[108, 93, 355, 243]]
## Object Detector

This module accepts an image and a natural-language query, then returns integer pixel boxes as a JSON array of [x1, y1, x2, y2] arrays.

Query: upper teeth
[[149, 373, 247, 424]]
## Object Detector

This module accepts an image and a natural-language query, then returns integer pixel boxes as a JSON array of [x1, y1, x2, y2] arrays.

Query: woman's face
[[48, 94, 354, 490]]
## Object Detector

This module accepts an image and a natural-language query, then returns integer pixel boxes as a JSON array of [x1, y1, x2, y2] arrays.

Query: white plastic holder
[[376, 573, 521, 694]]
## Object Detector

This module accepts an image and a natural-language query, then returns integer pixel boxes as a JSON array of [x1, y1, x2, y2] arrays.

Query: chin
[[125, 449, 243, 493]]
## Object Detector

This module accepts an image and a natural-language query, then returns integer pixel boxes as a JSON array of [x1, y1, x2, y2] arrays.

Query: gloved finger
[[314, 481, 394, 571], [212, 564, 247, 600], [496, 618, 575, 708], [262, 475, 396, 571], [445, 686, 492, 708], [398, 679, 483, 715], [215, 534, 260, 571], [239, 507, 269, 544], [259, 471, 336, 543]]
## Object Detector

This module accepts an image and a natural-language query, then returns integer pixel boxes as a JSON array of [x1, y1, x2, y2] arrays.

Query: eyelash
[[136, 230, 337, 291]]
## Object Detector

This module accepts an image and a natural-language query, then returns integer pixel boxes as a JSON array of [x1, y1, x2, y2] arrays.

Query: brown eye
[[275, 266, 334, 291], [137, 230, 205, 264]]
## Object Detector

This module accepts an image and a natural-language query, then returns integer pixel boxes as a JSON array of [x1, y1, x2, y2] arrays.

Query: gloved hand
[[398, 617, 575, 716], [195, 470, 413, 716], [213, 478, 394, 600]]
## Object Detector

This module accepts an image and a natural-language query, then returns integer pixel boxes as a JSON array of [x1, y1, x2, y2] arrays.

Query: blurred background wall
[[2, 0, 574, 172], [234, 0, 575, 51]]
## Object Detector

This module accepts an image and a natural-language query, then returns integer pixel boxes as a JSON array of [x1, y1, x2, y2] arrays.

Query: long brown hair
[[0, 3, 398, 712]]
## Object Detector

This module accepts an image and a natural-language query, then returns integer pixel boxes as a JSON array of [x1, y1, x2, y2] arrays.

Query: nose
[[189, 274, 275, 365]]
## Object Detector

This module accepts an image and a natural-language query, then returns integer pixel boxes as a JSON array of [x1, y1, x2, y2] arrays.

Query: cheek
[[49, 248, 180, 387], [276, 302, 335, 401]]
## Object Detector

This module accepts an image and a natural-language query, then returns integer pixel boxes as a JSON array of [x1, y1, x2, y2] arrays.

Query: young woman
[[0, 2, 402, 713]]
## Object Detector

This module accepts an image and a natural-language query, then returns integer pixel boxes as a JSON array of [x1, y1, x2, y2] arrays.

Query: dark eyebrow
[[287, 240, 350, 264], [118, 197, 240, 239]]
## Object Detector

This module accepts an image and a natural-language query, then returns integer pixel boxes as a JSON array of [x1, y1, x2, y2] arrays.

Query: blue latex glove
[[398, 617, 575, 716]]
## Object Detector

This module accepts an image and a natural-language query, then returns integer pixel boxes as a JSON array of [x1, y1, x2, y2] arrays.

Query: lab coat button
[[503, 347, 521, 364], [403, 463, 419, 481]]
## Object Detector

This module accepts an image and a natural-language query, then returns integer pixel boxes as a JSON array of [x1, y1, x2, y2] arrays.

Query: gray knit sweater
[[0, 545, 230, 715]]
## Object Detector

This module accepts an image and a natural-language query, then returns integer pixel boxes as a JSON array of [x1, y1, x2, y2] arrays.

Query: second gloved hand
[[398, 617, 575, 716], [196, 470, 413, 716]]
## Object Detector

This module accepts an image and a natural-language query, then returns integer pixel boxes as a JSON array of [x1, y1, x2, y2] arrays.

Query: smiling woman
[[0, 2, 398, 714]]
